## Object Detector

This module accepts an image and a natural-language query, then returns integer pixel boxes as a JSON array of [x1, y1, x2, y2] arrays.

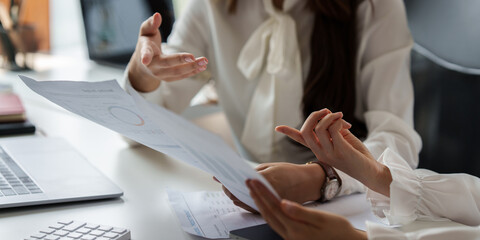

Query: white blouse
[[366, 148, 480, 239], [125, 0, 422, 197]]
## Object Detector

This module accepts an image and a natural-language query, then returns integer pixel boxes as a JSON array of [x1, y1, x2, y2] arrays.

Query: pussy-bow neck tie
[[238, 0, 303, 162]]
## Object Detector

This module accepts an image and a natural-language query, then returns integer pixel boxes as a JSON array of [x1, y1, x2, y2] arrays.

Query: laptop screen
[[80, 0, 174, 66]]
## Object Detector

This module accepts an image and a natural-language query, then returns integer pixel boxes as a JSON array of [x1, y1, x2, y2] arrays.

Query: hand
[[128, 13, 208, 92], [247, 179, 367, 240], [215, 162, 325, 213], [276, 108, 392, 197]]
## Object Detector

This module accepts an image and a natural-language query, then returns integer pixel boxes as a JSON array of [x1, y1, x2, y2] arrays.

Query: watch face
[[324, 180, 340, 200]]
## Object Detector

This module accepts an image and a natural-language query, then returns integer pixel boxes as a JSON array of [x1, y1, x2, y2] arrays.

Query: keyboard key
[[53, 230, 69, 237], [44, 235, 60, 240], [49, 223, 65, 230], [111, 228, 127, 234], [13, 186, 29, 195], [63, 222, 86, 232], [30, 233, 46, 239], [103, 232, 119, 238], [1, 188, 16, 196], [67, 232, 82, 239], [89, 230, 105, 236], [98, 225, 113, 231], [58, 220, 74, 225], [40, 228, 56, 234], [76, 227, 91, 234], [95, 237, 111, 240], [80, 236, 96, 240], [84, 223, 99, 229]]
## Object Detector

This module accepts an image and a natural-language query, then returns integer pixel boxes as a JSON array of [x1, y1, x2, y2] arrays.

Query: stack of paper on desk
[[167, 190, 384, 239]]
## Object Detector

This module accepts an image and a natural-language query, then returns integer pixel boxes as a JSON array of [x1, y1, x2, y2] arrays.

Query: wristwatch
[[307, 161, 342, 202]]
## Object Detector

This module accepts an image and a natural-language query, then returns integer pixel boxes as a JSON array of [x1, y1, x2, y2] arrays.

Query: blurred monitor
[[80, 0, 174, 67]]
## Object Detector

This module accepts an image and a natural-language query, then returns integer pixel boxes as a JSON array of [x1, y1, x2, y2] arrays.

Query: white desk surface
[[0, 53, 468, 239], [0, 53, 228, 240]]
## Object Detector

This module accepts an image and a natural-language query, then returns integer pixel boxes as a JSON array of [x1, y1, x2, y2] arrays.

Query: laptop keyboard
[[0, 146, 42, 197]]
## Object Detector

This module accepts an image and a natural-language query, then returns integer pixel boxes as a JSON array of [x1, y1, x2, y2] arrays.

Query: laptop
[[79, 0, 175, 68], [0, 137, 123, 208]]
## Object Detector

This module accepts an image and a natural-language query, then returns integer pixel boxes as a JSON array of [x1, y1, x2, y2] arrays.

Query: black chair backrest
[[405, 0, 480, 176]]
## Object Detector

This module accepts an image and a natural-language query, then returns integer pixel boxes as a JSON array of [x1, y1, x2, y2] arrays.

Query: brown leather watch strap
[[307, 160, 342, 201], [311, 161, 342, 186]]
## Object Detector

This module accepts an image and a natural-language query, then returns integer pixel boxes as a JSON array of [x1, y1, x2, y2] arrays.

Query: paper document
[[19, 75, 276, 210], [167, 190, 385, 239]]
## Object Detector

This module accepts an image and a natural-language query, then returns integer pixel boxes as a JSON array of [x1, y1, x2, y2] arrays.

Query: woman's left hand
[[247, 179, 367, 240], [276, 109, 392, 196]]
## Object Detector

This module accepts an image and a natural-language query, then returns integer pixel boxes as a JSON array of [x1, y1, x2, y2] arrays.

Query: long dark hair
[[228, 0, 368, 138]]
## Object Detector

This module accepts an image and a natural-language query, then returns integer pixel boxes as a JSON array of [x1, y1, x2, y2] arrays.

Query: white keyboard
[[25, 220, 131, 240]]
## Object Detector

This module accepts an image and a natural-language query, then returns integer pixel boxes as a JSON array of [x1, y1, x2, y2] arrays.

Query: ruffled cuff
[[366, 222, 407, 240], [367, 148, 449, 225]]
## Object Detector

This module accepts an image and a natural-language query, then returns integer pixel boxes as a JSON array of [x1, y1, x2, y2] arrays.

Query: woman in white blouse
[[247, 109, 480, 240], [127, 0, 421, 205]]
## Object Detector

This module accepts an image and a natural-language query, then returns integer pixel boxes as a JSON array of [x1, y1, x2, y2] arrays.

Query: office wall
[[49, 0, 85, 54]]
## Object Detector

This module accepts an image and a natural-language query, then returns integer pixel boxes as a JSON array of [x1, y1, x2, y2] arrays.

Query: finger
[[328, 119, 352, 152], [213, 176, 220, 183], [281, 199, 329, 224], [152, 61, 202, 78], [300, 109, 331, 153], [255, 163, 273, 171], [275, 125, 307, 147], [161, 66, 206, 82], [313, 112, 343, 153], [247, 179, 287, 236], [141, 41, 161, 66], [140, 12, 162, 36], [300, 109, 331, 134], [156, 53, 198, 67]]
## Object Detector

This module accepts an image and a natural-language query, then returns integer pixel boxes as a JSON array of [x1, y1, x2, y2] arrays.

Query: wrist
[[128, 55, 161, 92], [300, 163, 325, 202], [364, 161, 392, 197]]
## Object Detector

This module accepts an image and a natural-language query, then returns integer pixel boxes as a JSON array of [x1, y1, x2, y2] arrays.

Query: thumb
[[140, 12, 162, 36], [281, 199, 327, 224]]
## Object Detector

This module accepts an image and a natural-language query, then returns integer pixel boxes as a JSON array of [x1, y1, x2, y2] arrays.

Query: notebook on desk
[[0, 136, 123, 208]]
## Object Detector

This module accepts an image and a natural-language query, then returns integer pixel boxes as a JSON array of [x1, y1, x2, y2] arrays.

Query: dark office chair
[[404, 0, 480, 176]]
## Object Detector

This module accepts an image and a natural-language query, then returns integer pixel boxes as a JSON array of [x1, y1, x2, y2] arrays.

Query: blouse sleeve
[[366, 221, 480, 240], [367, 148, 480, 227], [337, 0, 422, 196], [124, 0, 212, 114], [357, 0, 422, 167]]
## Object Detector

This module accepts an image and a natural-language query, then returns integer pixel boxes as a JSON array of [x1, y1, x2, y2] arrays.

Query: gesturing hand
[[128, 13, 208, 92], [247, 179, 367, 240], [275, 108, 392, 197]]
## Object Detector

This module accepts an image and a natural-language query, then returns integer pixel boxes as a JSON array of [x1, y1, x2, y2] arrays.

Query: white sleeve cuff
[[367, 148, 450, 225]]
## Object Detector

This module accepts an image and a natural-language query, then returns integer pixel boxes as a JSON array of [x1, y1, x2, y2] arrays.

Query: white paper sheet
[[167, 190, 386, 239], [19, 75, 276, 211]]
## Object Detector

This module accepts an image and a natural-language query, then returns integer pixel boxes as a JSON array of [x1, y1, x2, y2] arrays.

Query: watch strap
[[307, 161, 342, 201]]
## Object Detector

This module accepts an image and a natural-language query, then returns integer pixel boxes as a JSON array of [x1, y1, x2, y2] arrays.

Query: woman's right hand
[[128, 13, 209, 93], [216, 162, 326, 213]]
